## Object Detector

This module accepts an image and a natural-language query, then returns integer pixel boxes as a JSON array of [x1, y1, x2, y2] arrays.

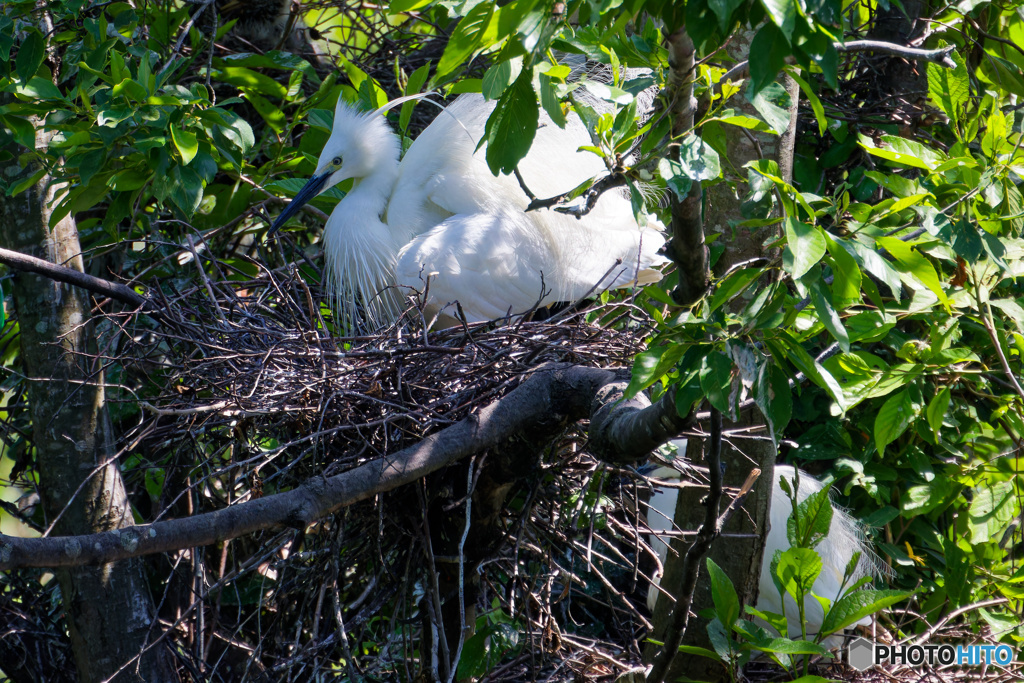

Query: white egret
[[268, 92, 667, 329], [647, 458, 878, 646]]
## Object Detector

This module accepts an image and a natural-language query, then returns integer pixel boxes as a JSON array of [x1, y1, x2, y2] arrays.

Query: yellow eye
[[332, 156, 343, 167]]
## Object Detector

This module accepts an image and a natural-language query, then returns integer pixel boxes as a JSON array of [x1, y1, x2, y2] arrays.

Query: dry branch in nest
[[0, 244, 686, 680]]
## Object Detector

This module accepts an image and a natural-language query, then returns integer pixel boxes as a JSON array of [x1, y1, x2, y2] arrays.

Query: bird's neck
[[324, 169, 403, 329]]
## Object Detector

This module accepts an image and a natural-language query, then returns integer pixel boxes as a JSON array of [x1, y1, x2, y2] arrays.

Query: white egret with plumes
[[267, 92, 667, 329]]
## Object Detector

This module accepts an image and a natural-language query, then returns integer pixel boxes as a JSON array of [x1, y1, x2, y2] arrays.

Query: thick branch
[[0, 363, 692, 570], [0, 245, 154, 312]]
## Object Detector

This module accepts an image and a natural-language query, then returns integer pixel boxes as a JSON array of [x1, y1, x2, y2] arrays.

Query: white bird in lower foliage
[[269, 91, 667, 329], [647, 458, 878, 645]]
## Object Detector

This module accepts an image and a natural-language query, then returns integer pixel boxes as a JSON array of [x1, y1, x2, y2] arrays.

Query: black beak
[[267, 171, 330, 236]]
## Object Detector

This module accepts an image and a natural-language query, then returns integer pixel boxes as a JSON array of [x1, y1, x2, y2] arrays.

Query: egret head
[[267, 95, 400, 235]]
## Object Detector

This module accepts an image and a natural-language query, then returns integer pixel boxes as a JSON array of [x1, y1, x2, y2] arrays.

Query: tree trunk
[[0, 125, 178, 682], [645, 26, 793, 680]]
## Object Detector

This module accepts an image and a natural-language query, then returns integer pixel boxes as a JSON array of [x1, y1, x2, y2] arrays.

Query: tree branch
[[0, 363, 693, 570], [0, 245, 155, 313], [647, 410, 760, 683]]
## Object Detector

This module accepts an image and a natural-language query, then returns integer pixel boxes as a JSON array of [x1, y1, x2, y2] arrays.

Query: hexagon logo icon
[[848, 637, 874, 671]]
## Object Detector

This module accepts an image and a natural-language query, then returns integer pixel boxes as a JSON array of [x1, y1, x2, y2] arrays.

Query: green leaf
[[968, 480, 1017, 545], [171, 125, 199, 165], [755, 362, 792, 441], [762, 0, 798, 39], [483, 70, 538, 175], [821, 590, 912, 635], [874, 388, 915, 457], [481, 58, 522, 100], [807, 270, 850, 352], [112, 78, 148, 102], [677, 134, 721, 181], [2, 115, 35, 149], [708, 0, 745, 32], [399, 62, 432, 131], [624, 344, 687, 397], [246, 91, 286, 133], [874, 236, 950, 308], [538, 72, 567, 129], [783, 217, 825, 279], [658, 157, 693, 201], [776, 547, 822, 599], [709, 268, 761, 313], [748, 81, 791, 134], [214, 66, 287, 98], [823, 233, 861, 306], [700, 351, 735, 415], [858, 134, 946, 171], [927, 50, 968, 130], [786, 68, 826, 136], [14, 77, 65, 101], [436, 3, 495, 82], [925, 386, 949, 438], [707, 558, 740, 628], [15, 29, 44, 82], [748, 23, 789, 96], [788, 486, 833, 549]]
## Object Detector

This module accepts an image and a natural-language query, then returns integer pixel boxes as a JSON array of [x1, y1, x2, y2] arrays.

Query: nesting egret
[[268, 92, 667, 329], [647, 459, 878, 645]]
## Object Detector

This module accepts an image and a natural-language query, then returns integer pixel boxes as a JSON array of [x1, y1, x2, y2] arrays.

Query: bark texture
[[0, 126, 177, 682]]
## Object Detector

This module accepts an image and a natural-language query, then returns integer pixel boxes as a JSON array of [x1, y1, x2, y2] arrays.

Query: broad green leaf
[[748, 23, 789, 96], [246, 91, 286, 133], [436, 3, 494, 82], [875, 236, 950, 308], [707, 558, 740, 628], [214, 66, 287, 98], [482, 58, 522, 100], [483, 70, 538, 175], [792, 486, 833, 549], [786, 68, 826, 135], [783, 217, 825, 279], [823, 233, 861, 306], [708, 0, 745, 31], [2, 115, 35, 149], [700, 351, 735, 415], [874, 388, 915, 457], [15, 29, 44, 82], [111, 78, 148, 102], [748, 81, 791, 135], [538, 72, 567, 129], [925, 386, 949, 438], [14, 76, 65, 101], [927, 50, 968, 130], [400, 62, 432, 131], [676, 135, 722, 182], [820, 590, 913, 634], [171, 125, 199, 165], [843, 239, 902, 298], [807, 271, 850, 352], [776, 547, 822, 599], [624, 344, 687, 397], [658, 157, 693, 201], [969, 480, 1018, 544], [858, 134, 946, 171], [762, 0, 798, 39], [982, 112, 1007, 158], [755, 362, 792, 442], [714, 113, 773, 133], [709, 268, 761, 312]]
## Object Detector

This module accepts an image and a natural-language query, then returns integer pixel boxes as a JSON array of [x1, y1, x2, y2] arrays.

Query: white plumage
[[270, 93, 667, 329], [647, 459, 876, 644]]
